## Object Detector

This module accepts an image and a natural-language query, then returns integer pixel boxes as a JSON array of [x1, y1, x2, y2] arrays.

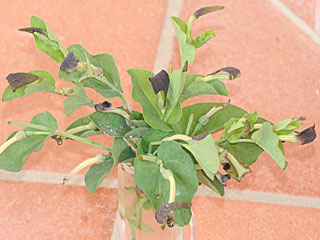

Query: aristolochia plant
[[0, 5, 316, 238]]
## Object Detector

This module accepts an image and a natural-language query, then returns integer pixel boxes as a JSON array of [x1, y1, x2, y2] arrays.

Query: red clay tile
[[0, 180, 117, 240], [0, 0, 167, 175], [171, 0, 320, 198], [193, 196, 320, 240], [281, 0, 317, 30]]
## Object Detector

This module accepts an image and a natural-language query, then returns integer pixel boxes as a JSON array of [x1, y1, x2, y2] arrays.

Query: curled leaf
[[209, 67, 241, 80], [296, 125, 316, 145], [6, 73, 39, 92], [94, 101, 112, 112], [19, 27, 46, 35], [149, 70, 170, 107], [60, 52, 79, 73], [193, 6, 225, 19], [155, 201, 192, 227]]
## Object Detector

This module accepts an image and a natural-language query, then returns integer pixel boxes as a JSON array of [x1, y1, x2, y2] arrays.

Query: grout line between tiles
[[1, 169, 320, 210], [269, 0, 320, 44], [152, 0, 183, 73]]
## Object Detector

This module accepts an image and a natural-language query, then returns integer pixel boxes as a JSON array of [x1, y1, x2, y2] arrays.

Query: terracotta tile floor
[[0, 0, 319, 239]]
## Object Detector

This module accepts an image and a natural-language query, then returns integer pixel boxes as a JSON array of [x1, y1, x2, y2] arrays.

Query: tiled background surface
[[0, 0, 319, 239]]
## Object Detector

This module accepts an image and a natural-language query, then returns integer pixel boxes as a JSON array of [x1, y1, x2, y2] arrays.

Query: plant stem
[[119, 94, 132, 114], [8, 121, 51, 132], [25, 131, 51, 136], [125, 138, 137, 149], [63, 155, 104, 184], [164, 103, 176, 122], [55, 131, 111, 152], [94, 75, 132, 114], [185, 113, 194, 135]]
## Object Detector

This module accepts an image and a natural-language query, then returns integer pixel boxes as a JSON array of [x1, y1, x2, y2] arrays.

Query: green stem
[[94, 75, 132, 114], [164, 103, 176, 122], [55, 131, 111, 152], [125, 138, 137, 149], [236, 139, 255, 143], [185, 114, 194, 135], [25, 131, 51, 136], [186, 16, 195, 44], [119, 94, 132, 114], [50, 90, 64, 96], [63, 155, 105, 184], [8, 121, 51, 132]]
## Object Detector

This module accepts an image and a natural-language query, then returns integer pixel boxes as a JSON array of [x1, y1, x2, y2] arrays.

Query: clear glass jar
[[117, 163, 196, 240]]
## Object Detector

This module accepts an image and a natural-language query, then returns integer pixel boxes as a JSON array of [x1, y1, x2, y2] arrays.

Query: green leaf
[[252, 122, 286, 169], [140, 129, 175, 154], [85, 156, 114, 193], [0, 133, 49, 172], [26, 111, 58, 133], [174, 103, 247, 135], [194, 29, 215, 48], [124, 127, 150, 138], [129, 120, 149, 128], [30, 16, 68, 62], [222, 112, 258, 143], [167, 70, 183, 105], [59, 44, 122, 98], [63, 83, 94, 116], [180, 79, 228, 102], [65, 115, 101, 138], [272, 118, 301, 135], [196, 170, 224, 196], [139, 224, 155, 233], [0, 111, 57, 171], [171, 17, 196, 67], [112, 137, 134, 165], [128, 69, 172, 132], [134, 141, 198, 227], [183, 135, 219, 180], [2, 70, 56, 102], [219, 142, 263, 167], [90, 112, 131, 137]]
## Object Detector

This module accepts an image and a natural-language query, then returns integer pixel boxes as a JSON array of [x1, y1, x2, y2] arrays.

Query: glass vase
[[117, 163, 196, 240]]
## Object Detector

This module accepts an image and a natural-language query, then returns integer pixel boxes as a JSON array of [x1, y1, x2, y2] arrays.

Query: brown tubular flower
[[192, 132, 208, 140], [94, 101, 112, 112], [209, 67, 241, 80], [182, 61, 188, 72], [193, 6, 225, 19], [215, 171, 231, 186], [155, 201, 192, 227], [60, 52, 79, 73], [296, 125, 316, 145], [149, 70, 170, 107], [6, 73, 39, 92], [18, 27, 46, 35]]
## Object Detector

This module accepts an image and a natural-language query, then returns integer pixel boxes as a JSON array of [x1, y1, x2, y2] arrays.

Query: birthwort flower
[[209, 67, 241, 80], [149, 70, 169, 107], [60, 52, 79, 73], [6, 72, 39, 92], [279, 125, 316, 145], [19, 27, 46, 35]]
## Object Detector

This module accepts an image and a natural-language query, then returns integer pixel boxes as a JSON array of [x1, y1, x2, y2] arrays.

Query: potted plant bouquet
[[0, 6, 316, 240]]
